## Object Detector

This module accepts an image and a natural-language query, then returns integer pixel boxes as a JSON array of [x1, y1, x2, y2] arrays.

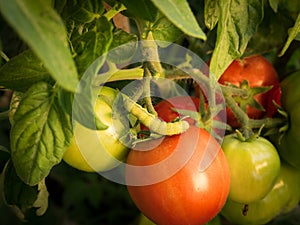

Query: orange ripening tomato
[[126, 126, 230, 225]]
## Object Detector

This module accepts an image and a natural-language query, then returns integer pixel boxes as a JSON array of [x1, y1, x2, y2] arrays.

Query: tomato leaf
[[0, 50, 52, 92], [61, 0, 104, 24], [119, 0, 158, 22], [10, 82, 73, 185], [0, 0, 79, 92], [150, 13, 183, 47], [150, 0, 206, 40], [72, 16, 114, 76], [8, 91, 23, 125], [108, 28, 138, 64], [245, 6, 290, 56], [58, 17, 113, 130], [210, 0, 264, 79], [204, 0, 219, 30], [2, 160, 49, 219], [279, 14, 300, 57], [33, 179, 49, 216], [66, 16, 113, 130], [60, 0, 104, 34]]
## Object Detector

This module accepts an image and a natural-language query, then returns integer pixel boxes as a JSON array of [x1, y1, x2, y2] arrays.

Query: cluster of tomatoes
[[62, 54, 300, 225], [218, 56, 300, 225]]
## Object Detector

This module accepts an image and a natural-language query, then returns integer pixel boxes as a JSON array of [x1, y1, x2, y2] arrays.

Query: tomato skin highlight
[[126, 126, 230, 225], [218, 55, 281, 128], [221, 134, 281, 204]]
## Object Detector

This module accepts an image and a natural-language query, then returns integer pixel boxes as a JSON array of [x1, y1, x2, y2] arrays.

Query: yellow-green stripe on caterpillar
[[122, 94, 189, 136]]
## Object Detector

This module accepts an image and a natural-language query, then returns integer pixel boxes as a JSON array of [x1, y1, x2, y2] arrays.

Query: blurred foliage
[[0, 161, 140, 225]]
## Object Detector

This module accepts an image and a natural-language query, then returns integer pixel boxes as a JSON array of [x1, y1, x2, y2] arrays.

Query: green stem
[[93, 66, 144, 86], [104, 2, 127, 21], [135, 19, 164, 76], [122, 93, 189, 136], [142, 32, 164, 76], [143, 67, 157, 116], [248, 117, 286, 130], [223, 90, 252, 138], [220, 85, 248, 97]]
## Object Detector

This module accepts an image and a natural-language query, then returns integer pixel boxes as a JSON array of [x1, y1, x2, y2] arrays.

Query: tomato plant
[[221, 162, 300, 225], [0, 0, 299, 224], [218, 54, 281, 128], [126, 126, 230, 225], [221, 132, 281, 204], [63, 86, 129, 172]]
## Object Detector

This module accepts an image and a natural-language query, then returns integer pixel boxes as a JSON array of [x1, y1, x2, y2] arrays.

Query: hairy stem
[[104, 2, 127, 21]]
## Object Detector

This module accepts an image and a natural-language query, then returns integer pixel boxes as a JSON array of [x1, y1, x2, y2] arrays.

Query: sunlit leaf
[[0, 0, 79, 92], [10, 82, 73, 185]]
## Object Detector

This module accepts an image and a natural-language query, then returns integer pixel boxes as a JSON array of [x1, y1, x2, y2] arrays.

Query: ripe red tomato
[[126, 126, 230, 225], [218, 55, 281, 128], [153, 96, 200, 125]]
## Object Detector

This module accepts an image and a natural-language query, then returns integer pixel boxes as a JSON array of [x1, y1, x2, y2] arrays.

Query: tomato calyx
[[228, 80, 272, 113], [221, 83, 287, 139], [266, 104, 290, 146], [221, 80, 272, 130], [235, 128, 262, 143]]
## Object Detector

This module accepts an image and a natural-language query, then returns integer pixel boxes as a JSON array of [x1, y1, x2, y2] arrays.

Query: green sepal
[[232, 80, 272, 112]]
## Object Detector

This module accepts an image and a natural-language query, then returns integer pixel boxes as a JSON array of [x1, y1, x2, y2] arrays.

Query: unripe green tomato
[[138, 214, 156, 225], [222, 133, 281, 203], [205, 215, 222, 225], [63, 86, 128, 172], [275, 70, 300, 169], [221, 162, 300, 225]]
